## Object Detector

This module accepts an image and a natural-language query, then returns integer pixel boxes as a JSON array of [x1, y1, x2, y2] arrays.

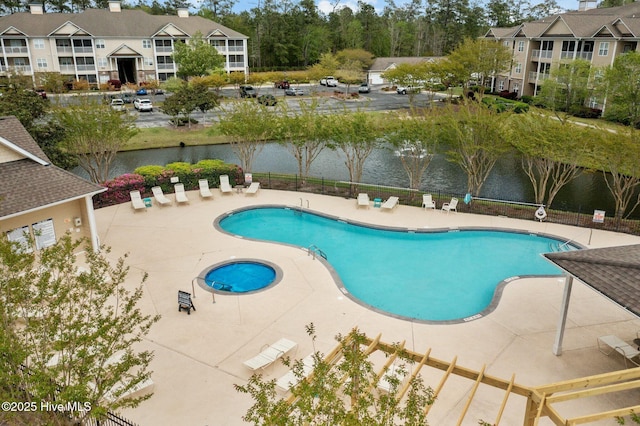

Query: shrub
[[498, 90, 518, 100], [94, 173, 146, 208], [570, 106, 602, 119], [520, 95, 534, 104], [512, 102, 530, 113]]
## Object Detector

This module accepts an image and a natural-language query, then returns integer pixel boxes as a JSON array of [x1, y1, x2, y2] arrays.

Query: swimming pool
[[204, 261, 277, 293], [216, 207, 577, 322]]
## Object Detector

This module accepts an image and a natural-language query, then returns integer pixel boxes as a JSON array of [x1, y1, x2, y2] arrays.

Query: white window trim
[[598, 42, 609, 56]]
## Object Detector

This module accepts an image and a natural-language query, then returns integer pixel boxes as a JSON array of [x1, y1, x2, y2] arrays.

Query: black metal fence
[[252, 172, 640, 236]]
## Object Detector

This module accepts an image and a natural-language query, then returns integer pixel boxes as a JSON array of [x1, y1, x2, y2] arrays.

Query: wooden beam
[[533, 366, 640, 394], [566, 404, 640, 425], [425, 355, 457, 415], [456, 364, 486, 426], [545, 378, 640, 404], [397, 348, 431, 401], [494, 373, 515, 425]]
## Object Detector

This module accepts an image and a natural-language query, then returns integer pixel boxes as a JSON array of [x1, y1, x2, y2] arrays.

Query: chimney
[[177, 8, 189, 18], [578, 0, 597, 11], [29, 3, 43, 14], [108, 1, 121, 12]]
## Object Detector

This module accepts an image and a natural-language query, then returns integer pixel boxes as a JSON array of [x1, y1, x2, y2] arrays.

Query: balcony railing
[[215, 47, 227, 53], [56, 46, 73, 53], [155, 46, 173, 52], [157, 63, 175, 70], [76, 64, 95, 71], [228, 46, 243, 52], [531, 49, 553, 59], [228, 61, 244, 69], [529, 71, 550, 82], [12, 65, 31, 72], [560, 51, 593, 60], [4, 46, 28, 54], [73, 47, 93, 53], [59, 65, 75, 72]]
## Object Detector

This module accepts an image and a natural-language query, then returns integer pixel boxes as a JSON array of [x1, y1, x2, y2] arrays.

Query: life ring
[[535, 206, 547, 221]]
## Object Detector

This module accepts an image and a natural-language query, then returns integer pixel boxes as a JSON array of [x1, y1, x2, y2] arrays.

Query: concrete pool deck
[[94, 189, 640, 425]]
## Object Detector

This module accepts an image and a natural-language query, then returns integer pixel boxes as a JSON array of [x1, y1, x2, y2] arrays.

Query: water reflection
[[73, 142, 618, 216]]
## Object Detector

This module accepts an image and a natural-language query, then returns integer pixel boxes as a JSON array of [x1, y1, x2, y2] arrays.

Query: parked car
[[284, 87, 304, 96], [274, 80, 290, 89], [136, 88, 148, 96], [396, 85, 421, 95], [358, 83, 370, 93], [110, 98, 126, 112], [134, 98, 153, 112], [257, 94, 277, 106], [320, 76, 337, 87], [121, 93, 134, 103], [240, 85, 257, 98]]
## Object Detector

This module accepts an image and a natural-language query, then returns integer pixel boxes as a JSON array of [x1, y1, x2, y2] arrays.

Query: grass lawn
[[125, 125, 230, 151]]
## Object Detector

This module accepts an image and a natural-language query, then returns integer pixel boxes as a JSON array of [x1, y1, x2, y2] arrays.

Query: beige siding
[[0, 145, 25, 164]]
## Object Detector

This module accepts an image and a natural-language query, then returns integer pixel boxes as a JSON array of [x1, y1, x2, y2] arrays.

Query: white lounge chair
[[199, 179, 213, 199], [597, 335, 640, 368], [381, 196, 399, 211], [422, 194, 436, 210], [219, 175, 233, 194], [245, 182, 260, 195], [151, 186, 171, 206], [377, 364, 407, 393], [276, 353, 315, 392], [243, 338, 297, 371], [174, 183, 189, 204], [357, 193, 370, 208], [442, 197, 458, 213], [129, 190, 147, 211]]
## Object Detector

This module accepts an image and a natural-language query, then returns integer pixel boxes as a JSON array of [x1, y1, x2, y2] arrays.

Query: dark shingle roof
[[544, 245, 640, 319], [0, 116, 104, 219], [0, 8, 247, 39]]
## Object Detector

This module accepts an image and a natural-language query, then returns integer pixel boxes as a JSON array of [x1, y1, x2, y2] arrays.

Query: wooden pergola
[[286, 332, 640, 425]]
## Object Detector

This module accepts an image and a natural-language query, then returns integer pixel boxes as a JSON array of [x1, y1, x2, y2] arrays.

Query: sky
[[227, 0, 582, 16]]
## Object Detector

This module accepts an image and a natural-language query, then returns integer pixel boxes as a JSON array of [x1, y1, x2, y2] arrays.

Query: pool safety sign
[[593, 210, 606, 223]]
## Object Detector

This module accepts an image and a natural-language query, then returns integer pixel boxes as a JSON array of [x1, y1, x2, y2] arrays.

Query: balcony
[[214, 47, 227, 53], [228, 61, 244, 69], [12, 65, 32, 72], [76, 64, 95, 71], [56, 46, 73, 53], [228, 46, 243, 52], [157, 63, 175, 70], [532, 49, 553, 60], [155, 46, 173, 53], [59, 65, 75, 72], [528, 71, 550, 82], [5, 46, 28, 54], [73, 47, 93, 54]]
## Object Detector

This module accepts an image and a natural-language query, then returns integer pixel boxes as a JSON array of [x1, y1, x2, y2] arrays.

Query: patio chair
[[357, 193, 370, 208], [245, 182, 260, 195], [381, 196, 399, 212], [276, 353, 315, 392], [129, 190, 147, 211], [442, 197, 458, 213], [178, 290, 196, 315], [199, 179, 213, 199], [219, 175, 233, 194], [597, 335, 640, 368], [174, 183, 189, 204], [422, 194, 436, 210], [243, 338, 297, 371], [151, 186, 172, 206]]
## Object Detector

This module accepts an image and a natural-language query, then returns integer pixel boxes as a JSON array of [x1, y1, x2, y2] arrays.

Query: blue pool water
[[205, 261, 276, 293], [217, 207, 569, 322]]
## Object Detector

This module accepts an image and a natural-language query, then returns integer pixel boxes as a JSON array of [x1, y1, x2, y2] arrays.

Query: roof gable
[[0, 25, 26, 36], [153, 23, 188, 38], [107, 44, 143, 57], [49, 21, 91, 37], [541, 16, 576, 37]]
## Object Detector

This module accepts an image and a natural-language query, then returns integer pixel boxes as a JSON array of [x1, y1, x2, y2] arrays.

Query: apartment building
[[0, 1, 248, 86], [485, 1, 640, 102]]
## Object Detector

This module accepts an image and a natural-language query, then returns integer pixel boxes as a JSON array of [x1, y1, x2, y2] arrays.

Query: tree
[[439, 104, 511, 196], [329, 110, 384, 189], [508, 115, 586, 208], [537, 59, 595, 123], [382, 62, 429, 107], [601, 51, 640, 127], [384, 113, 439, 191], [218, 100, 279, 172], [593, 128, 640, 221], [0, 86, 48, 131], [161, 85, 200, 128], [277, 99, 330, 182], [172, 31, 225, 79], [0, 234, 160, 424], [447, 38, 512, 98], [30, 121, 77, 170], [52, 97, 138, 184], [236, 326, 435, 425]]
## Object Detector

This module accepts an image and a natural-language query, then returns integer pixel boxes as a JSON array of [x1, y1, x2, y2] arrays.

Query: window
[[589, 97, 598, 108], [143, 39, 152, 49], [514, 63, 522, 73], [95, 39, 105, 49], [498, 80, 504, 91], [503, 41, 510, 47], [97, 57, 107, 68], [228, 40, 243, 51], [36, 58, 47, 68], [517, 41, 524, 52], [144, 57, 153, 66], [34, 39, 45, 49], [513, 83, 520, 93], [598, 42, 609, 56]]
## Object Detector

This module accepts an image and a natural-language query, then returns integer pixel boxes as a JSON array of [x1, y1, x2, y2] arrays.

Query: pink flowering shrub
[[94, 173, 146, 208]]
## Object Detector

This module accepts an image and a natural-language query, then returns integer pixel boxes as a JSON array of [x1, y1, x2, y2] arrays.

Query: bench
[[597, 335, 640, 368]]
